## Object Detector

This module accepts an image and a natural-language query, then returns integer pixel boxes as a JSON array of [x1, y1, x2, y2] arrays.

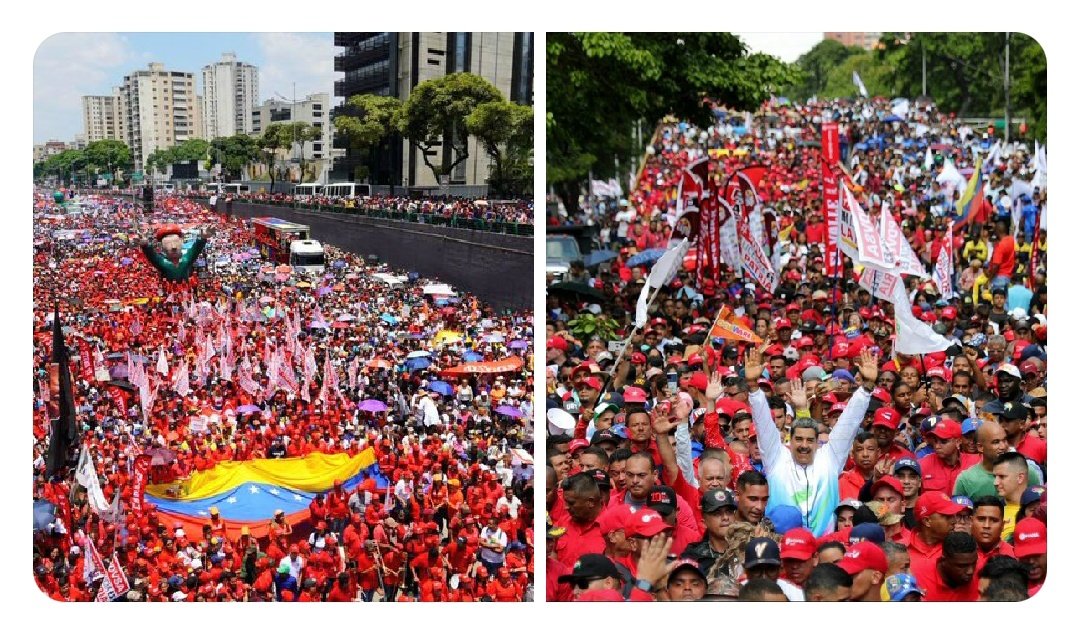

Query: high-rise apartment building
[[202, 52, 260, 139], [251, 92, 332, 161], [332, 32, 533, 188], [117, 62, 202, 168], [82, 88, 122, 142]]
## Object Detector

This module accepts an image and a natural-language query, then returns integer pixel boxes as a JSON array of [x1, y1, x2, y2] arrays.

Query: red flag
[[131, 454, 152, 517]]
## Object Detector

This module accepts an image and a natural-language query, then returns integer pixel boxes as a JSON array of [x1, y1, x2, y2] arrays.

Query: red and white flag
[[172, 358, 190, 397], [933, 220, 955, 299]]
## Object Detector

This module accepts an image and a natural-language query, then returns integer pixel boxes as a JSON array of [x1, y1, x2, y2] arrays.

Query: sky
[[734, 32, 823, 63], [33, 32, 336, 143]]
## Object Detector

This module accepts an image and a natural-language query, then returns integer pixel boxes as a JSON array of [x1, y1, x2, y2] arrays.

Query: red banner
[[439, 356, 524, 377], [78, 340, 94, 383], [736, 215, 778, 292], [109, 389, 127, 419], [821, 122, 840, 166], [131, 454, 152, 517]]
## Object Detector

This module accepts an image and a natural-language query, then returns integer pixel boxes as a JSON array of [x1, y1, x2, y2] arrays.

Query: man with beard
[[734, 470, 770, 527], [912, 532, 980, 601], [745, 346, 878, 536]]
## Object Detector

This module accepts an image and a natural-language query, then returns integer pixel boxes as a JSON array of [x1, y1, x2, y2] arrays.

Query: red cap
[[870, 476, 904, 498], [547, 337, 568, 352], [625, 508, 672, 538], [622, 387, 648, 404], [1013, 518, 1047, 557], [596, 504, 634, 535], [580, 376, 602, 391], [568, 439, 590, 455], [927, 419, 962, 440], [941, 306, 958, 320], [915, 491, 965, 520], [872, 407, 901, 430], [780, 528, 817, 561], [154, 224, 183, 240], [683, 372, 708, 392], [829, 402, 847, 414], [630, 352, 647, 365], [686, 354, 704, 367], [776, 318, 793, 330], [1020, 362, 1040, 376], [837, 542, 888, 575], [785, 303, 800, 313], [832, 342, 851, 360], [871, 387, 892, 404], [796, 337, 814, 349], [927, 366, 952, 382]]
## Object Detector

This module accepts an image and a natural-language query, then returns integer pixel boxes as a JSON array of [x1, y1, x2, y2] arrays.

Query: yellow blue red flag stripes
[[145, 450, 386, 540]]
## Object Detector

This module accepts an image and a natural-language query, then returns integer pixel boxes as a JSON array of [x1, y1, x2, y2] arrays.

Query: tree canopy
[[466, 101, 534, 198], [547, 32, 801, 203]]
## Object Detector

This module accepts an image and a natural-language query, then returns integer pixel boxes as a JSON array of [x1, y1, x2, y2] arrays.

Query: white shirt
[[496, 495, 521, 519], [479, 526, 507, 563]]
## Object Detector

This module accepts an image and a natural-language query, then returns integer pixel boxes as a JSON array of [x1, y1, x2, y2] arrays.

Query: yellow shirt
[[1002, 502, 1020, 541], [963, 240, 989, 263], [972, 274, 990, 306]]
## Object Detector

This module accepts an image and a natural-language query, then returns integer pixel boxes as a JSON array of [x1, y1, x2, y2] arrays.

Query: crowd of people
[[33, 192, 535, 602], [545, 96, 1047, 602]]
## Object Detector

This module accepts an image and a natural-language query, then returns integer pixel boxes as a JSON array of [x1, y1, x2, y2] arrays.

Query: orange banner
[[708, 307, 763, 345], [439, 356, 524, 377]]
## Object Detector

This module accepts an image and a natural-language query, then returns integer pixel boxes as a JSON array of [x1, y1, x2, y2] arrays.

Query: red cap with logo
[[622, 387, 648, 404], [927, 419, 963, 440], [625, 508, 672, 538], [837, 541, 888, 575], [596, 504, 634, 535], [872, 407, 901, 430], [547, 337, 568, 352], [1013, 518, 1047, 557], [780, 528, 817, 561], [915, 491, 965, 520]]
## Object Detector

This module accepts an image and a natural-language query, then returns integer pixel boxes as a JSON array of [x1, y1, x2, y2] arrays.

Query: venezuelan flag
[[954, 157, 984, 230], [145, 450, 387, 540]]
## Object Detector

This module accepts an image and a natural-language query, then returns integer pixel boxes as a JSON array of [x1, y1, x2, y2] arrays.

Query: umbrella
[[146, 448, 177, 466], [331, 321, 350, 329], [33, 500, 56, 532], [406, 351, 431, 359], [427, 381, 453, 396], [508, 339, 529, 350], [463, 351, 483, 362], [495, 405, 522, 418], [120, 257, 134, 265], [406, 357, 431, 370], [259, 296, 275, 304], [380, 313, 398, 325], [627, 248, 666, 267], [317, 287, 333, 297], [309, 321, 329, 329], [332, 259, 347, 269], [548, 281, 606, 302], [357, 399, 388, 412], [296, 281, 312, 288], [483, 333, 505, 343], [583, 249, 618, 267], [236, 404, 261, 414], [366, 359, 393, 370], [337, 314, 355, 322]]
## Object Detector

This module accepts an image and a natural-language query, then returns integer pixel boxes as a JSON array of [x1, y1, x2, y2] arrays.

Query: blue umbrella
[[428, 380, 453, 396], [406, 357, 431, 370], [463, 351, 483, 362], [381, 313, 398, 325], [495, 405, 522, 418], [583, 249, 618, 267], [882, 114, 904, 123], [317, 286, 333, 297], [627, 248, 666, 267], [236, 404, 261, 414], [508, 339, 529, 350], [120, 257, 134, 265], [332, 259, 347, 269], [358, 399, 388, 412]]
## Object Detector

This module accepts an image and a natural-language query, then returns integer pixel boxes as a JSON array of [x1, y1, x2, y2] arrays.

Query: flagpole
[[600, 286, 664, 398]]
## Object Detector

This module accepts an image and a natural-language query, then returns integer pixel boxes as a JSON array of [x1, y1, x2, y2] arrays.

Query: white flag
[[853, 70, 869, 98], [893, 284, 957, 355], [172, 358, 190, 397], [879, 209, 929, 278], [156, 346, 169, 376], [933, 221, 955, 299], [636, 239, 689, 327], [75, 446, 111, 514]]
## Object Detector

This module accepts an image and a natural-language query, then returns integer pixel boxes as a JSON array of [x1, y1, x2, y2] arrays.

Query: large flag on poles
[[953, 158, 985, 229]]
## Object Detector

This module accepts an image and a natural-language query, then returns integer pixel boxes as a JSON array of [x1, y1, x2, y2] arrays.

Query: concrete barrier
[[218, 200, 533, 312]]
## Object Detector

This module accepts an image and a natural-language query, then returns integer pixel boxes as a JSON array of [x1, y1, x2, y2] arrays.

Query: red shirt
[[838, 468, 871, 501], [912, 560, 979, 602], [976, 540, 1014, 574], [553, 518, 605, 568], [1015, 433, 1047, 466], [547, 556, 573, 602], [917, 452, 980, 495], [907, 532, 943, 577], [990, 235, 1016, 278]]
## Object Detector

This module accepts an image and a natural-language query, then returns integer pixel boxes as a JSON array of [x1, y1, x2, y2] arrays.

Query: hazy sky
[[734, 32, 823, 62], [33, 32, 335, 143]]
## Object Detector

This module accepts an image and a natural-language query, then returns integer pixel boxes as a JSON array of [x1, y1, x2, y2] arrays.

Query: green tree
[[47, 149, 86, 186], [173, 138, 210, 163], [84, 139, 132, 183], [397, 72, 503, 184], [547, 32, 801, 210], [258, 123, 291, 192], [792, 39, 861, 100], [334, 94, 402, 183], [145, 147, 177, 182], [285, 122, 322, 183], [465, 101, 534, 198], [210, 135, 261, 182], [819, 51, 897, 99]]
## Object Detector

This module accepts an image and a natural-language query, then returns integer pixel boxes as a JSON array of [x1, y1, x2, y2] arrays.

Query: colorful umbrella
[[495, 405, 522, 418], [357, 399, 388, 412], [427, 381, 453, 396], [366, 359, 393, 370]]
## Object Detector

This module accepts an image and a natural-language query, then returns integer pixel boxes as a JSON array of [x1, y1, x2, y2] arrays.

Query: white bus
[[289, 239, 326, 275], [293, 183, 323, 200], [322, 182, 371, 199], [205, 183, 250, 195]]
